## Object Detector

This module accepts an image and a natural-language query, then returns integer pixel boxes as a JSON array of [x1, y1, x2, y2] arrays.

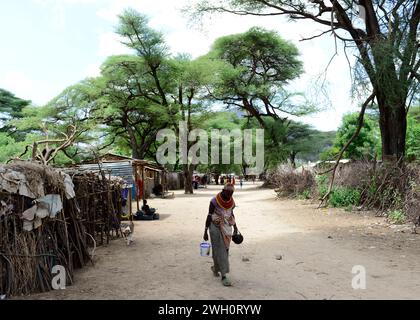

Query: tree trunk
[[377, 98, 407, 161], [290, 152, 297, 169], [183, 164, 194, 194]]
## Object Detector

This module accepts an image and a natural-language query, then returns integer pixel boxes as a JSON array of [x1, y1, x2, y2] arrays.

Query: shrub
[[271, 165, 316, 198], [329, 187, 361, 208], [315, 173, 329, 198], [267, 161, 420, 229], [298, 189, 311, 199], [405, 164, 420, 228], [387, 210, 406, 224]]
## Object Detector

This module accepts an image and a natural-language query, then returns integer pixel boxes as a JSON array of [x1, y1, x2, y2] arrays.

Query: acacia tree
[[191, 0, 420, 161], [0, 88, 31, 140], [171, 56, 220, 193], [198, 111, 245, 181], [243, 117, 331, 169], [116, 9, 220, 193], [93, 55, 172, 160], [284, 121, 319, 167], [203, 27, 311, 127], [11, 83, 96, 164]]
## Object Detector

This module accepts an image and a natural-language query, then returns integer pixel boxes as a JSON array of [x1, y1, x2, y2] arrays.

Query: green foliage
[[116, 9, 168, 65], [321, 112, 379, 160], [406, 108, 420, 161], [197, 112, 244, 175], [191, 0, 420, 160], [241, 117, 288, 170], [299, 130, 335, 162], [315, 173, 361, 208], [0, 133, 22, 163], [0, 88, 30, 121], [387, 210, 406, 224], [298, 189, 311, 200], [204, 27, 314, 123], [284, 121, 318, 166], [328, 187, 361, 208], [316, 174, 329, 198], [0, 88, 31, 140], [93, 54, 173, 159], [242, 117, 333, 170], [208, 26, 302, 84]]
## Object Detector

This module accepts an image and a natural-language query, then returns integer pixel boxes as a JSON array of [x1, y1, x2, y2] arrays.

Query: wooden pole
[[134, 165, 140, 212], [141, 166, 145, 200], [128, 186, 132, 217]]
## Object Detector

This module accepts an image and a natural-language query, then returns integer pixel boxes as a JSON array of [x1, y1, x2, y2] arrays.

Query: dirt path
[[28, 183, 420, 300]]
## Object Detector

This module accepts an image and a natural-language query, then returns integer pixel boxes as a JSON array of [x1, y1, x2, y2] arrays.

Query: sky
[[0, 0, 365, 131]]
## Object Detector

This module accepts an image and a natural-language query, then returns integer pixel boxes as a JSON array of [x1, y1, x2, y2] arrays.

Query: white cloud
[[32, 0, 101, 28], [84, 63, 101, 77], [0, 71, 34, 100], [0, 71, 52, 105], [97, 31, 130, 57]]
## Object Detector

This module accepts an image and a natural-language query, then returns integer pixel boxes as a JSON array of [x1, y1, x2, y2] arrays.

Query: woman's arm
[[203, 202, 215, 240], [205, 202, 214, 228], [232, 210, 238, 233]]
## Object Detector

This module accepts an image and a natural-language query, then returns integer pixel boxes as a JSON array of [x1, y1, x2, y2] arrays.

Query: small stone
[[327, 236, 333, 239], [242, 256, 250, 262], [275, 255, 283, 261]]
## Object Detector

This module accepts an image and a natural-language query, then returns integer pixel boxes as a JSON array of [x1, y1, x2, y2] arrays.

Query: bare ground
[[26, 182, 420, 300]]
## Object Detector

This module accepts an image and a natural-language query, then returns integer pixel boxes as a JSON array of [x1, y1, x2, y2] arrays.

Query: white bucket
[[200, 242, 211, 257]]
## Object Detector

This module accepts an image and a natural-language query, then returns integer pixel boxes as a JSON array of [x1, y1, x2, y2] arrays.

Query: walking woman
[[203, 183, 238, 286]]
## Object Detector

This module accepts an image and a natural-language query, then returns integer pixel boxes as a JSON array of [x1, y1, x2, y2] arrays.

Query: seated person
[[141, 200, 156, 216], [152, 184, 163, 196]]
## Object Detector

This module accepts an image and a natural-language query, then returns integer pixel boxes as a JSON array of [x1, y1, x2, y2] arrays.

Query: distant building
[[73, 153, 165, 213]]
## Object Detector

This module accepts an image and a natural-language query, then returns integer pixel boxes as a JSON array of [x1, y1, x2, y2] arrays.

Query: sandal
[[222, 276, 232, 286], [211, 266, 219, 277]]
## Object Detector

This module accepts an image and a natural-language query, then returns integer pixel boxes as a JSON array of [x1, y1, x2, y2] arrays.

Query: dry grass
[[267, 166, 315, 198], [267, 161, 420, 227], [405, 164, 420, 229]]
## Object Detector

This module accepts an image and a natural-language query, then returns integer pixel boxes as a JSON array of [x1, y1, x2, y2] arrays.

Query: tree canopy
[[322, 112, 379, 160], [0, 88, 31, 139], [203, 26, 314, 127], [191, 0, 420, 160]]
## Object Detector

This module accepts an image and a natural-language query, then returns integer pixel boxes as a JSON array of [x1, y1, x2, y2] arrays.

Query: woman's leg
[[209, 223, 229, 276]]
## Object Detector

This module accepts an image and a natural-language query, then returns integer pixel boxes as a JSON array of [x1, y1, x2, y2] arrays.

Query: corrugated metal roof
[[77, 161, 134, 185]]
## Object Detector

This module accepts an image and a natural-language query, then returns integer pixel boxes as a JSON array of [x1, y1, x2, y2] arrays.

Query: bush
[[298, 189, 311, 199], [267, 161, 420, 228], [316, 161, 411, 211], [315, 173, 329, 198], [270, 166, 316, 198], [387, 210, 406, 224], [405, 164, 420, 228], [329, 187, 361, 208]]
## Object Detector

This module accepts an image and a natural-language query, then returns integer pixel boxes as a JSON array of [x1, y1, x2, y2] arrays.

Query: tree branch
[[318, 91, 376, 207]]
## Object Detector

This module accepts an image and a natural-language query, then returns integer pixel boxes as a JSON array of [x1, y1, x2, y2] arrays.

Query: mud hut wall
[[143, 169, 156, 198], [167, 172, 184, 190]]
